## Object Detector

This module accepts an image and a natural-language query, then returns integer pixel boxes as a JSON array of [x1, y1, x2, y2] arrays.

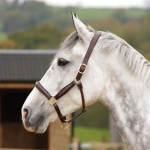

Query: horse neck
[[100, 56, 150, 150]]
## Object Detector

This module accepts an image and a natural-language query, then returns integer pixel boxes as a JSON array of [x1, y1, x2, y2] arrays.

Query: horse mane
[[100, 32, 150, 84], [59, 28, 150, 85]]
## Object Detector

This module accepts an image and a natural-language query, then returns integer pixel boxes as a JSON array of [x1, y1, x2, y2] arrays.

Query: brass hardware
[[78, 64, 87, 74], [74, 78, 82, 84], [60, 122, 69, 129], [48, 96, 58, 106]]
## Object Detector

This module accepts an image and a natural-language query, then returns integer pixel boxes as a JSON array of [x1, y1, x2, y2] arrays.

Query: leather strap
[[55, 81, 76, 99], [35, 80, 86, 123], [76, 32, 101, 81], [35, 81, 76, 101], [53, 81, 86, 123], [35, 31, 101, 124], [35, 81, 51, 99], [83, 32, 101, 65], [53, 103, 67, 123]]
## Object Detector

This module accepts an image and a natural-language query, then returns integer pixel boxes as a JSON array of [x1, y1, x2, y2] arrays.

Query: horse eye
[[57, 58, 69, 66]]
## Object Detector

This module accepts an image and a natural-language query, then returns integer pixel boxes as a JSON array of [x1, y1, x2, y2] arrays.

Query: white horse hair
[[22, 13, 150, 150]]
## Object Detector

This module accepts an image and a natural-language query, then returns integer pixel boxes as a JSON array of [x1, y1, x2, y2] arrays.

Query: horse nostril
[[22, 107, 30, 121], [24, 108, 28, 113]]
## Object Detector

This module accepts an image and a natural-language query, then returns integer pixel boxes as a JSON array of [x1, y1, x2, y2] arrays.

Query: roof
[[0, 50, 57, 82]]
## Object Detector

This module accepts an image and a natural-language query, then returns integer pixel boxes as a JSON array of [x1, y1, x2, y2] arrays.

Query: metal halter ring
[[60, 122, 69, 129], [74, 78, 82, 85], [48, 96, 58, 106]]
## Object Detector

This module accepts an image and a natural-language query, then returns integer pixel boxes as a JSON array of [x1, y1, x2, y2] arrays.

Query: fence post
[[71, 137, 79, 150]]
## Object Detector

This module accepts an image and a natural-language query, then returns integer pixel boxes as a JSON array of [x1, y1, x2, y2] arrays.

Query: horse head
[[21, 13, 105, 133]]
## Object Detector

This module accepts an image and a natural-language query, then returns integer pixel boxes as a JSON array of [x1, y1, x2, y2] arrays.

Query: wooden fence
[[70, 137, 128, 150]]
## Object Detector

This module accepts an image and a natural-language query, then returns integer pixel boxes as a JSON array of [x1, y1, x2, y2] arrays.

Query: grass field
[[0, 8, 147, 42], [0, 22, 7, 41], [76, 8, 114, 21], [74, 126, 110, 142], [0, 33, 7, 41], [52, 7, 147, 22], [72, 8, 147, 21]]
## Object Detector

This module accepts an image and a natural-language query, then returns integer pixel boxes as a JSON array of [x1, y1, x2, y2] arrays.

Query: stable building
[[0, 50, 71, 150]]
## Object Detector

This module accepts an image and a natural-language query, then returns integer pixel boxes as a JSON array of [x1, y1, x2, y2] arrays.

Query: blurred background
[[0, 0, 149, 150]]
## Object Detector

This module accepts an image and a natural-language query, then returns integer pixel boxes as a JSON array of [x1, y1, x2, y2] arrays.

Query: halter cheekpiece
[[35, 32, 101, 129]]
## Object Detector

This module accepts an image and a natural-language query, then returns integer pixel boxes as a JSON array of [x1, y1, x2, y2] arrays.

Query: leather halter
[[35, 32, 101, 128]]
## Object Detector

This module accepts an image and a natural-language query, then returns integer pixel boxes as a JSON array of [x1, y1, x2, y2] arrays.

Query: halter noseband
[[35, 32, 101, 129]]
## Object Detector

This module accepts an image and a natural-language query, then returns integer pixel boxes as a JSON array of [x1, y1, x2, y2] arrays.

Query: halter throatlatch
[[35, 32, 101, 129]]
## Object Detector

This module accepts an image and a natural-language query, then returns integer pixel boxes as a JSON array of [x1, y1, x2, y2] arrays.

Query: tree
[[0, 0, 54, 33], [75, 102, 109, 128], [9, 23, 66, 49], [111, 9, 129, 23], [0, 39, 20, 49]]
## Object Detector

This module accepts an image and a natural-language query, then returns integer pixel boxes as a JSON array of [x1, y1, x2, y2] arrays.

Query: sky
[[17, 0, 148, 8]]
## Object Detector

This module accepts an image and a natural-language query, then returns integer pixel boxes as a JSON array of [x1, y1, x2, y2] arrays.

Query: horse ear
[[71, 12, 90, 42]]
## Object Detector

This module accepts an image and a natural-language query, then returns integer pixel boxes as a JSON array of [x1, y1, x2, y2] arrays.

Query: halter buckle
[[48, 96, 58, 106], [78, 64, 87, 74]]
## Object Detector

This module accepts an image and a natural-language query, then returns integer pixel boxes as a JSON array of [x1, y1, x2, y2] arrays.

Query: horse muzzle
[[22, 107, 46, 133]]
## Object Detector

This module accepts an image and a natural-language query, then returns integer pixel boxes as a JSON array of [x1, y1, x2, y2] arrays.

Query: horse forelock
[[100, 32, 150, 85], [59, 26, 95, 51]]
